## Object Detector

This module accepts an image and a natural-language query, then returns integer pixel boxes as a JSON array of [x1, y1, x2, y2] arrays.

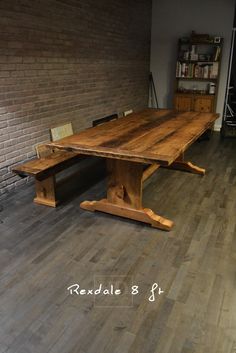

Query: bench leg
[[34, 176, 58, 207], [80, 159, 173, 231]]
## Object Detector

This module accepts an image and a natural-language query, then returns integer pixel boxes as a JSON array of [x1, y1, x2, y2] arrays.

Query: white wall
[[150, 0, 235, 130]]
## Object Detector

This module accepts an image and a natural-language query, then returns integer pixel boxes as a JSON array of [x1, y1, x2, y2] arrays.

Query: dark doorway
[[221, 5, 236, 137]]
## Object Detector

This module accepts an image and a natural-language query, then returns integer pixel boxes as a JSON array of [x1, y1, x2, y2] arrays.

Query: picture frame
[[214, 36, 221, 44]]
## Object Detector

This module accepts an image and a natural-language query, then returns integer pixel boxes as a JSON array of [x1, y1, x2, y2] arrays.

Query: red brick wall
[[0, 0, 152, 196]]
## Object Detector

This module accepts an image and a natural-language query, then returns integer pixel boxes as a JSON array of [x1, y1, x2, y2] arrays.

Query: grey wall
[[150, 0, 235, 130]]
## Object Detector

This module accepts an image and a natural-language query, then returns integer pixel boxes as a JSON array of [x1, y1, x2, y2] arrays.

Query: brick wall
[[0, 0, 152, 196]]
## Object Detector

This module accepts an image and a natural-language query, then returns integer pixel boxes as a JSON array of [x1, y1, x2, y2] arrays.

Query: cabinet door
[[174, 95, 192, 112], [194, 96, 214, 113]]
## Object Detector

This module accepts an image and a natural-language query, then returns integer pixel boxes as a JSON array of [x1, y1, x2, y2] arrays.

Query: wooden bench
[[12, 151, 84, 207], [13, 118, 118, 207]]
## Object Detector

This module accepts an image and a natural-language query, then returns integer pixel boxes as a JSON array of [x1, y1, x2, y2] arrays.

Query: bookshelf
[[174, 32, 223, 113]]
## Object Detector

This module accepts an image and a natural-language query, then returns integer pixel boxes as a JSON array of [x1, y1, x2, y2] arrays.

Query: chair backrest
[[35, 144, 52, 158], [123, 109, 133, 117], [35, 122, 74, 158], [50, 122, 73, 141], [92, 114, 118, 127]]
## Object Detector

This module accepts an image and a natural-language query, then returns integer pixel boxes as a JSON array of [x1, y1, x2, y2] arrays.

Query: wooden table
[[48, 109, 218, 231]]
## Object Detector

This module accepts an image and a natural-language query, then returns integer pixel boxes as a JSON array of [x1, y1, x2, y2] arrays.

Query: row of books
[[176, 61, 219, 79]]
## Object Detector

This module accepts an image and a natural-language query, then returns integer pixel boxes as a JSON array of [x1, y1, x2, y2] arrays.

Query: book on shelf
[[214, 46, 221, 61], [211, 62, 219, 78], [176, 61, 219, 79]]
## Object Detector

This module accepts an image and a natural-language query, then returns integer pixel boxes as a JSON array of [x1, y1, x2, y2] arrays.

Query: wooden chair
[[35, 144, 52, 158], [35, 122, 74, 158], [92, 114, 118, 127], [123, 109, 133, 117], [50, 122, 73, 141]]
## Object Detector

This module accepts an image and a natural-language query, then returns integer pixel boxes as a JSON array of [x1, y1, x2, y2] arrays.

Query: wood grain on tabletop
[[49, 109, 218, 165]]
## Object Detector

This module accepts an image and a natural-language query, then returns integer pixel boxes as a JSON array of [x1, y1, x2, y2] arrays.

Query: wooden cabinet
[[173, 32, 223, 114], [175, 94, 214, 113], [174, 94, 192, 111], [194, 95, 214, 112]]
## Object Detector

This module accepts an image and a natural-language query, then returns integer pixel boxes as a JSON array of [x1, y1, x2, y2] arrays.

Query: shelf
[[174, 33, 223, 113], [178, 60, 219, 64], [175, 92, 215, 96], [179, 40, 222, 46], [176, 77, 217, 81]]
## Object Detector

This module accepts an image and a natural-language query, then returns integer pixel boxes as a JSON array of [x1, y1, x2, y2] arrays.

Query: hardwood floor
[[0, 133, 236, 353]]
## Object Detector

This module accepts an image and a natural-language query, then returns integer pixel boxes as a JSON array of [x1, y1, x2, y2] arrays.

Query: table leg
[[161, 153, 205, 175], [34, 176, 58, 207], [80, 159, 173, 231]]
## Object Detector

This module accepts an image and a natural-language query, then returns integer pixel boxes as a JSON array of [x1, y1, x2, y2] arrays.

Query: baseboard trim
[[213, 125, 221, 132]]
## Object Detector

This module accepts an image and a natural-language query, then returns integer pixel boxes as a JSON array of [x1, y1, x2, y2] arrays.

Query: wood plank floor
[[0, 133, 236, 353]]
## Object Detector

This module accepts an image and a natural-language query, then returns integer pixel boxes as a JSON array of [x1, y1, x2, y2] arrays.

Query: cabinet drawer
[[174, 95, 192, 111], [194, 97, 214, 113]]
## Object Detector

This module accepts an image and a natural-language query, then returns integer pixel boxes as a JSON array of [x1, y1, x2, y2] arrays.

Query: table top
[[49, 109, 218, 165]]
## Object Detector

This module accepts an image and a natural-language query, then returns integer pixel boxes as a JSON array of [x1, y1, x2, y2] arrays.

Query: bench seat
[[13, 151, 84, 207]]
